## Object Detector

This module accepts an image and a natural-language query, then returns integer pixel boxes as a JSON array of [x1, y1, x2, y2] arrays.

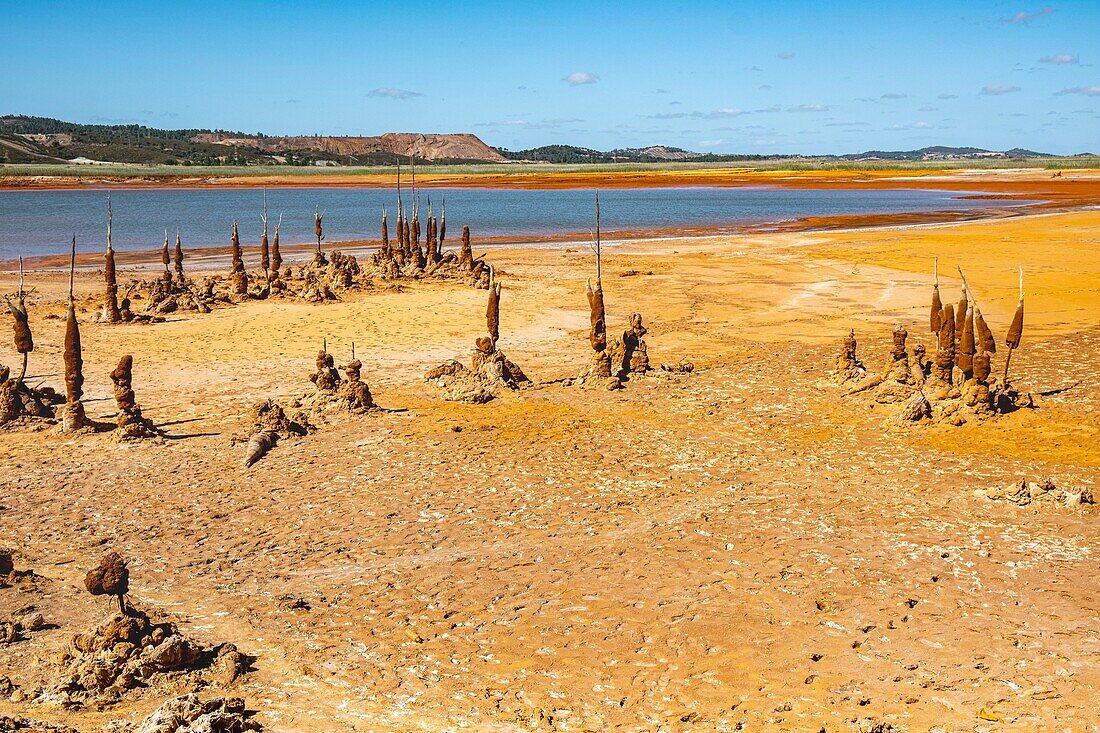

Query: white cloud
[[982, 84, 1022, 95], [777, 52, 796, 60], [475, 117, 585, 130], [705, 107, 745, 118], [938, 93, 959, 100], [1005, 7, 1054, 24], [1039, 53, 1079, 64], [881, 92, 908, 100], [368, 88, 423, 100], [787, 104, 829, 112], [1055, 85, 1100, 96], [564, 71, 599, 86]]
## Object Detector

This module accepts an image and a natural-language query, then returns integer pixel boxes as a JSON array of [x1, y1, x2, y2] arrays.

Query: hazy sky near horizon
[[3, 0, 1098, 154]]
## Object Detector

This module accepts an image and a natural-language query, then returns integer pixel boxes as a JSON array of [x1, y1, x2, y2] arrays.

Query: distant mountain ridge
[[0, 115, 1080, 166], [836, 146, 1054, 161], [496, 144, 1062, 163]]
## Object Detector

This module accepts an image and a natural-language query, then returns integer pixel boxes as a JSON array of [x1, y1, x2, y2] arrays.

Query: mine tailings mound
[[190, 132, 508, 162]]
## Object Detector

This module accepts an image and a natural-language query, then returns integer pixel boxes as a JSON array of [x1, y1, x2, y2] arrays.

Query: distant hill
[[495, 144, 770, 163], [838, 146, 1054, 161], [0, 115, 504, 165], [497, 144, 1067, 164]]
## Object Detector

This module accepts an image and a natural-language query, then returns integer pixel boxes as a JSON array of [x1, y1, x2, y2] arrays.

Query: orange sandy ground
[[0, 208, 1098, 731]]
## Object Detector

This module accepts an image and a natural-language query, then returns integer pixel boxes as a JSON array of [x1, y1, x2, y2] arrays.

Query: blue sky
[[2, 0, 1097, 154]]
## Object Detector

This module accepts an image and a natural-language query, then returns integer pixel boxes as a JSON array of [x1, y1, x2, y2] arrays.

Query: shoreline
[[1, 199, 1065, 272]]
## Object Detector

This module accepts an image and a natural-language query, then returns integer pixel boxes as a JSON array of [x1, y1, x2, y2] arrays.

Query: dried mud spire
[[956, 266, 996, 354], [260, 191, 271, 280], [111, 355, 159, 440], [930, 257, 942, 333], [619, 312, 651, 376], [958, 303, 975, 378], [931, 302, 956, 389], [487, 267, 501, 345], [834, 328, 866, 383], [230, 220, 243, 272], [588, 192, 606, 350], [173, 227, 185, 285], [586, 279, 608, 352], [1003, 266, 1025, 383], [975, 309, 996, 355], [7, 257, 33, 384], [84, 552, 129, 614], [229, 220, 248, 296], [398, 203, 408, 257], [459, 225, 473, 270], [63, 235, 87, 433], [160, 229, 172, 291], [272, 214, 283, 275], [381, 205, 389, 258], [313, 206, 327, 264], [579, 192, 613, 381], [954, 285, 967, 346], [890, 323, 909, 361], [1006, 266, 1025, 350], [310, 340, 341, 393], [427, 198, 439, 264], [439, 196, 447, 248], [336, 340, 375, 411], [104, 194, 121, 323], [411, 205, 422, 268]]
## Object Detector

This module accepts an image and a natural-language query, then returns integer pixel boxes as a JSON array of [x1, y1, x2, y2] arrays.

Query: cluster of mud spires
[[1, 250, 162, 441], [90, 189, 492, 327], [834, 261, 1030, 425], [423, 194, 692, 404], [1, 550, 261, 732], [422, 265, 692, 406], [240, 341, 380, 467]]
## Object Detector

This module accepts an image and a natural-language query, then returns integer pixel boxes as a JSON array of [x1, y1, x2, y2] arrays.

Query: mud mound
[[112, 693, 262, 733], [979, 478, 1094, 508], [241, 400, 314, 467], [425, 334, 530, 403], [0, 378, 63, 428], [424, 360, 494, 404], [0, 551, 42, 591], [1, 605, 46, 645], [297, 350, 378, 416], [42, 608, 250, 708]]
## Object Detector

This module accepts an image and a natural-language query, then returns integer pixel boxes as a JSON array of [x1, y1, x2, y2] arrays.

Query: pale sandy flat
[[1, 209, 1098, 731]]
